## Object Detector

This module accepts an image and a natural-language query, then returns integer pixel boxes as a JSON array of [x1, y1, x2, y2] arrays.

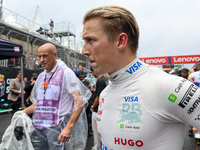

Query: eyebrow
[[82, 35, 89, 40], [82, 27, 103, 40], [82, 32, 92, 40]]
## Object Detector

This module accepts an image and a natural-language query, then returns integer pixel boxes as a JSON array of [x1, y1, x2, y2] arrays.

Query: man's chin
[[94, 68, 104, 75], [41, 66, 46, 70]]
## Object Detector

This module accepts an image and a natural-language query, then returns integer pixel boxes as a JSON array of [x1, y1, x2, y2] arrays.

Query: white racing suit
[[97, 58, 200, 150]]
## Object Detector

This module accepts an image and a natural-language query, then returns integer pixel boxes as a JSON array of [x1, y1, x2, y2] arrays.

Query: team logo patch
[[70, 82, 77, 86], [117, 107, 142, 124], [168, 94, 177, 103], [117, 97, 142, 132]]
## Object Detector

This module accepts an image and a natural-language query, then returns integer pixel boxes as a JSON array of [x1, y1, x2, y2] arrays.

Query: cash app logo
[[120, 124, 124, 129], [168, 94, 177, 103]]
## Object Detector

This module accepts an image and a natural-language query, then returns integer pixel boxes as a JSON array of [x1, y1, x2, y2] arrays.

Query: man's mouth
[[89, 59, 95, 64], [41, 63, 46, 66]]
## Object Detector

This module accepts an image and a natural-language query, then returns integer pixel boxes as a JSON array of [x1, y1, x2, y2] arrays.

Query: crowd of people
[[1, 5, 200, 150], [7, 53, 40, 70]]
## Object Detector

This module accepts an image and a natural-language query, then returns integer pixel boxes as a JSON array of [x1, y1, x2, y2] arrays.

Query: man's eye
[[89, 39, 94, 42]]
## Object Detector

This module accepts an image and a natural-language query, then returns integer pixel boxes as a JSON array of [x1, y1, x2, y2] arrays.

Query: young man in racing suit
[[82, 5, 200, 150]]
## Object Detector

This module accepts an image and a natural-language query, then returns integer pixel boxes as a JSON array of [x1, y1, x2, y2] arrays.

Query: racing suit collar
[[109, 58, 144, 82]]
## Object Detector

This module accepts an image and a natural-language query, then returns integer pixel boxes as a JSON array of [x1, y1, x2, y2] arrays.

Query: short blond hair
[[83, 5, 139, 54]]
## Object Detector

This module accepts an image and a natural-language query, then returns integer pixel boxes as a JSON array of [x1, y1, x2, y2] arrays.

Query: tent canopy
[[0, 38, 25, 109], [0, 38, 23, 60]]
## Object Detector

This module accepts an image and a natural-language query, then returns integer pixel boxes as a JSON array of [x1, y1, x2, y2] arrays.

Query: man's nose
[[40, 56, 44, 62], [82, 44, 90, 56]]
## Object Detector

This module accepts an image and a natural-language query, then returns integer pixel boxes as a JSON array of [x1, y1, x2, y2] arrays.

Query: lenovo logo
[[173, 56, 200, 63], [140, 55, 200, 65], [141, 58, 166, 64]]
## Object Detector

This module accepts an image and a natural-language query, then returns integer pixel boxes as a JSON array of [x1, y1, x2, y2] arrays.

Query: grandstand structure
[[0, 6, 88, 71]]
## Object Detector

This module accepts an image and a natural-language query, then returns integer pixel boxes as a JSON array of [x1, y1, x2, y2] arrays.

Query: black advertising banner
[[0, 67, 41, 103]]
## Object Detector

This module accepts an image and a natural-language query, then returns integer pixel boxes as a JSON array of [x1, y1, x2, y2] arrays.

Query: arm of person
[[26, 95, 31, 102], [193, 127, 199, 133], [57, 90, 84, 143], [171, 77, 200, 131], [9, 80, 20, 94], [22, 102, 36, 114], [91, 96, 99, 112], [188, 76, 194, 83]]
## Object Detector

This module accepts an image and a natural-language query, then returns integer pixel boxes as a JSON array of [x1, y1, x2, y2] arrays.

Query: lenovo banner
[[140, 56, 169, 65], [140, 55, 200, 65], [171, 55, 200, 64]]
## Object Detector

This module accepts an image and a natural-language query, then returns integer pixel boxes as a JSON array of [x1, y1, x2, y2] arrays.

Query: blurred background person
[[24, 73, 38, 118], [90, 69, 109, 150], [23, 77, 27, 86], [82, 78, 94, 136], [181, 68, 189, 79], [188, 64, 200, 87], [8, 70, 25, 115], [49, 19, 54, 32], [188, 64, 200, 137]]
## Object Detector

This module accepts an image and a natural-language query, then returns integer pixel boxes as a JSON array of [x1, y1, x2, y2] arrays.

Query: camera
[[36, 27, 43, 33]]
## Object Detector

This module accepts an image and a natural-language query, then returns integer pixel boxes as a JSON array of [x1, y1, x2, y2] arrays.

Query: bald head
[[38, 43, 57, 73], [38, 43, 57, 54]]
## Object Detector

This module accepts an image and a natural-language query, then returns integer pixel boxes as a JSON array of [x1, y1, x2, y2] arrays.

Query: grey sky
[[3, 0, 200, 68]]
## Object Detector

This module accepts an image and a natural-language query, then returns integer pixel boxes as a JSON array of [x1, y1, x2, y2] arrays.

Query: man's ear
[[53, 52, 57, 59], [117, 33, 128, 52]]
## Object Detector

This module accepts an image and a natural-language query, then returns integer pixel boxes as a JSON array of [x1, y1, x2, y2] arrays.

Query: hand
[[88, 85, 92, 90], [89, 85, 94, 92], [193, 127, 198, 133], [26, 98, 29, 102], [90, 107, 94, 112], [23, 91, 26, 94], [32, 80, 36, 85], [57, 126, 72, 144]]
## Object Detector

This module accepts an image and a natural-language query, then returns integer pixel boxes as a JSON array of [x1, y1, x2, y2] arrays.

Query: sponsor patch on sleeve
[[70, 82, 77, 86]]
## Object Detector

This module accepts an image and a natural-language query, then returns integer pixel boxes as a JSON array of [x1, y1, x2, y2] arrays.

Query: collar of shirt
[[109, 58, 144, 82]]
